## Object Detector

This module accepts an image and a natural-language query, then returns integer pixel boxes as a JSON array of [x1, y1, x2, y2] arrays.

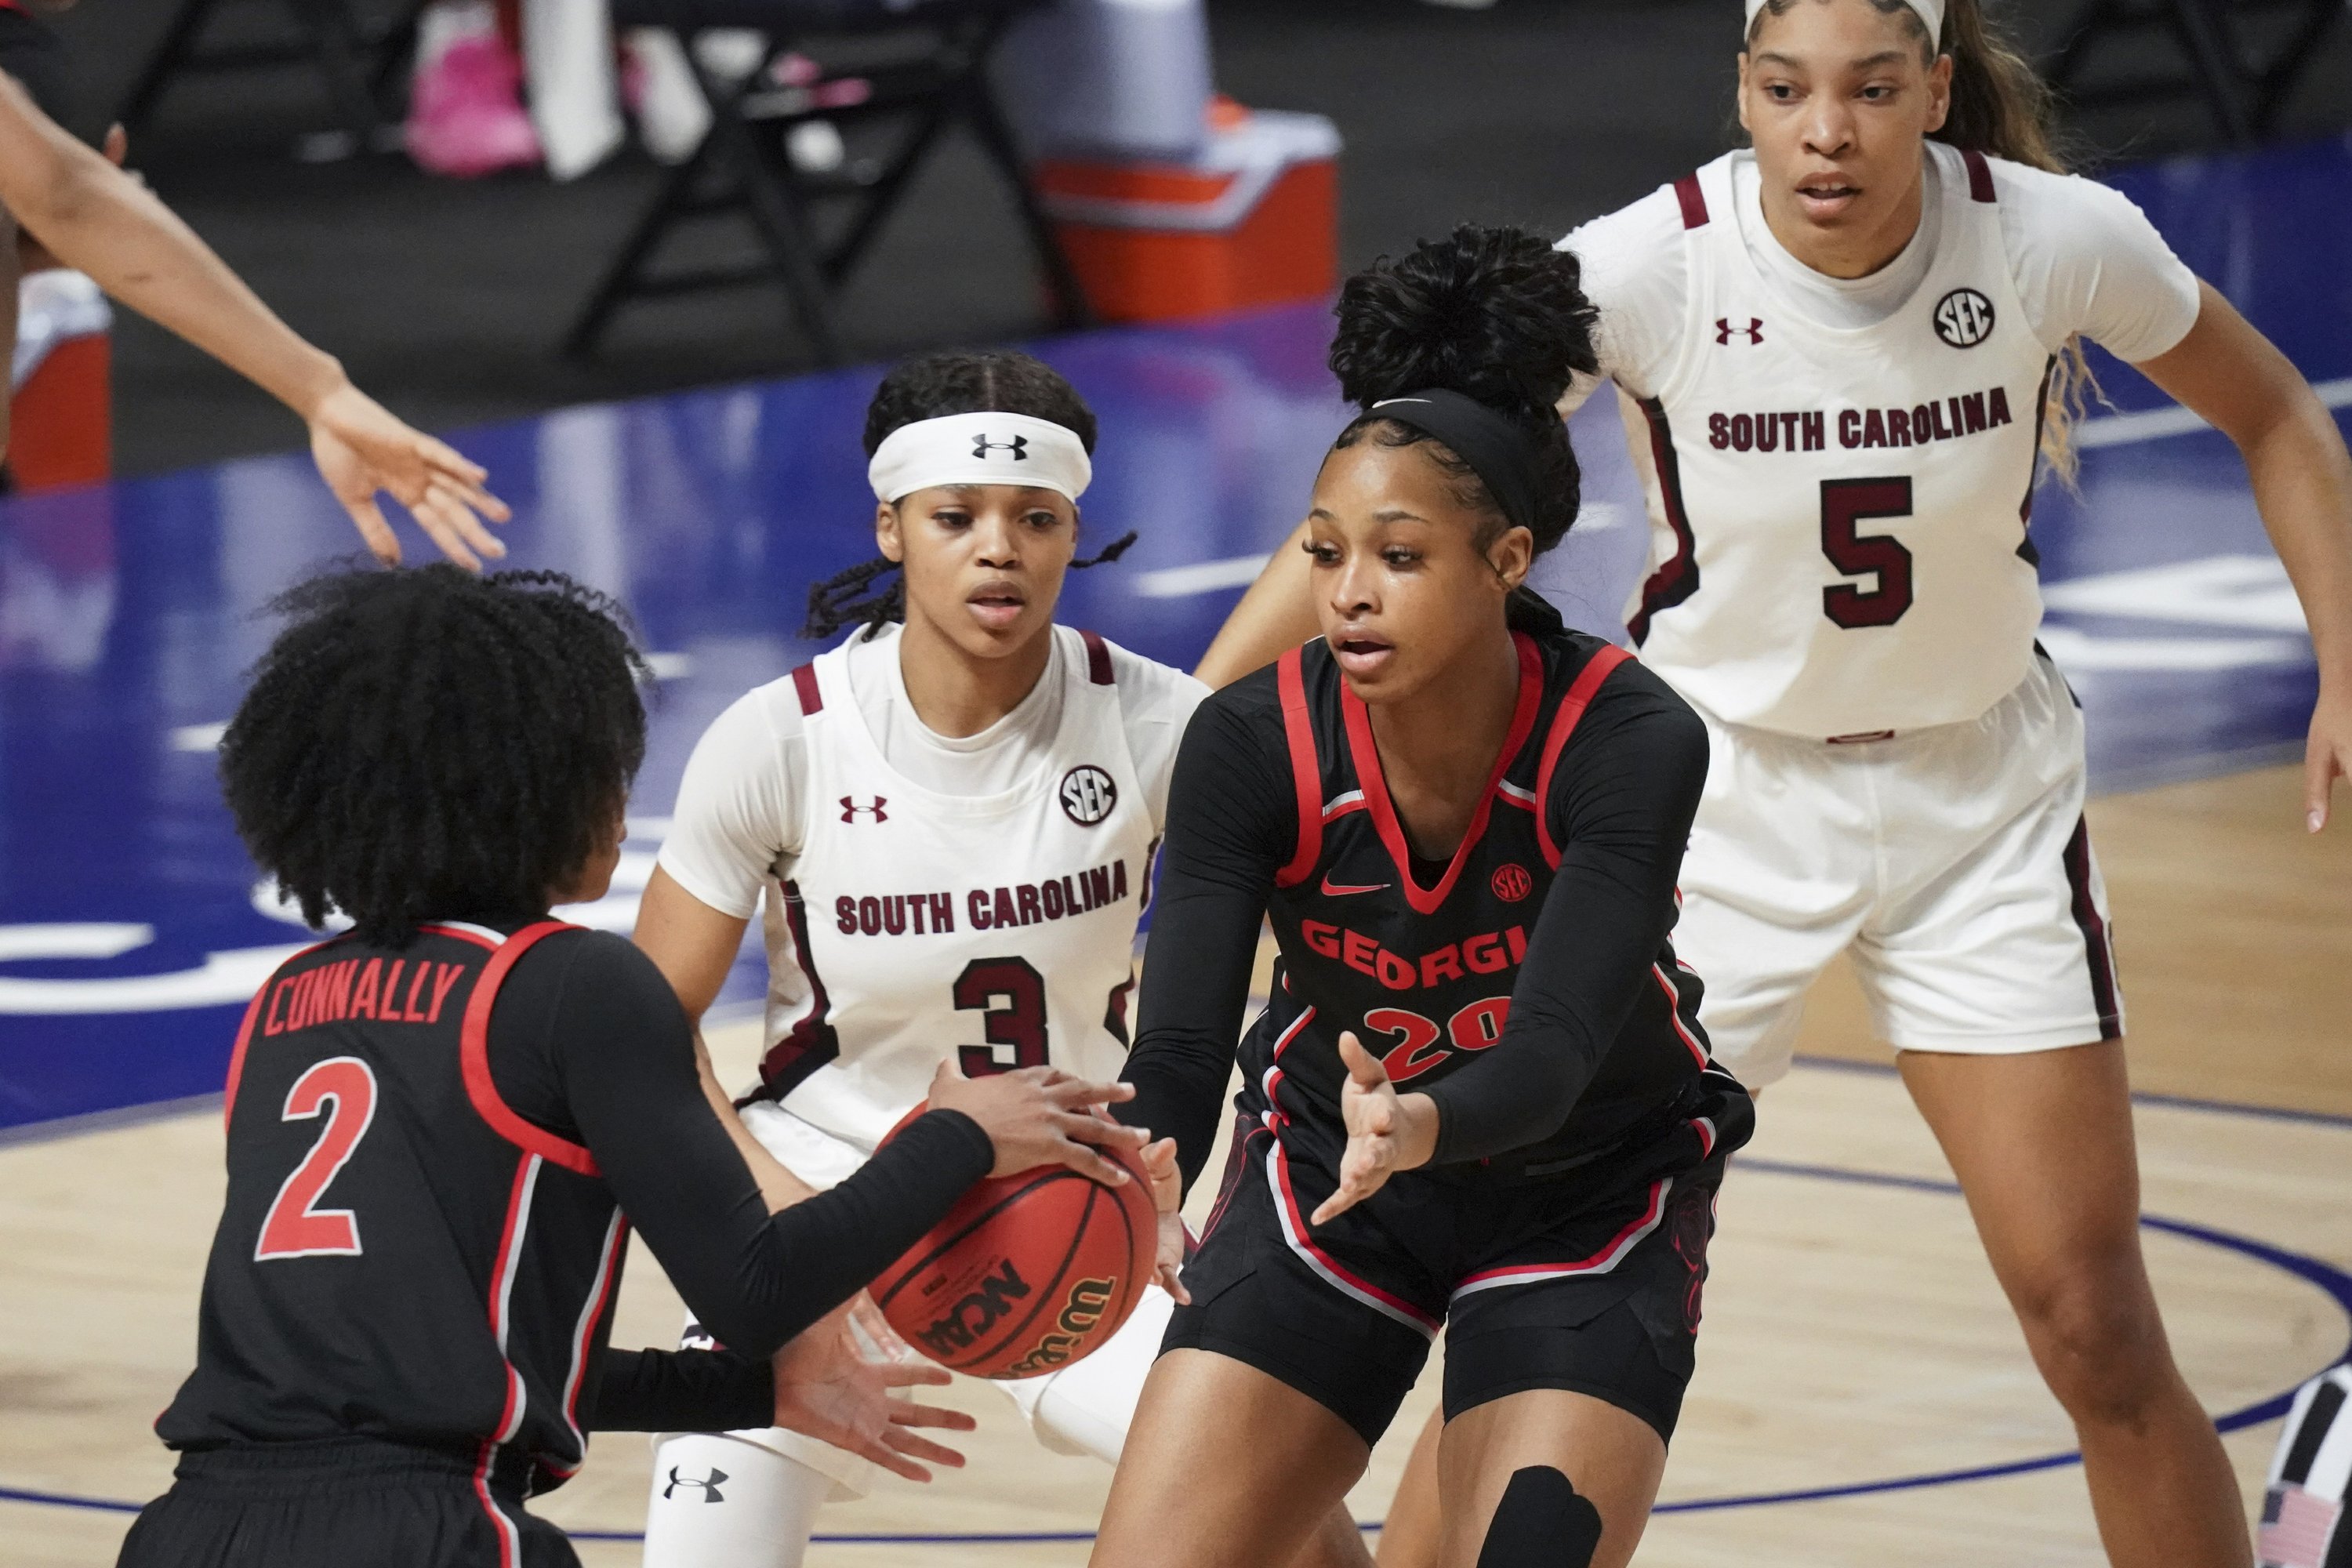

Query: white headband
[[1744, 0, 1944, 40], [867, 412, 1092, 505]]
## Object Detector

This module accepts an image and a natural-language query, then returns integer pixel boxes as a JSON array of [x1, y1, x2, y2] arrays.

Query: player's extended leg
[[1903, 1041, 2252, 1567], [1089, 1349, 1373, 1568], [1429, 1390, 1664, 1568]]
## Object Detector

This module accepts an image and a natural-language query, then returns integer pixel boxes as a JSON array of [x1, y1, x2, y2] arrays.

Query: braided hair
[[220, 564, 650, 946], [802, 350, 1133, 641], [1327, 225, 1599, 630]]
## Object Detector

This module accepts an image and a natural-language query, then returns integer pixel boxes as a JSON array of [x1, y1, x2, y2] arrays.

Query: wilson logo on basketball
[[1933, 287, 1996, 348], [1058, 765, 1118, 826], [1490, 863, 1533, 903], [1003, 1276, 1116, 1376], [913, 1258, 1030, 1358]]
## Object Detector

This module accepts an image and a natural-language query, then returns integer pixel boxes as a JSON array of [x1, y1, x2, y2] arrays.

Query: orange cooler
[[1035, 107, 1341, 324], [9, 270, 112, 492]]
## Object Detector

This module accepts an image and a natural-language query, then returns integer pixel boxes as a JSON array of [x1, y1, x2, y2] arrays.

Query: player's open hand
[[2305, 677, 2350, 832], [306, 380, 511, 570], [1311, 1031, 1439, 1226], [769, 1301, 975, 1483], [926, 1058, 1147, 1185], [1142, 1136, 1191, 1304]]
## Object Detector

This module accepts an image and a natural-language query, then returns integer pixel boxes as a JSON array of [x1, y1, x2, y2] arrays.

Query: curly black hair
[[805, 350, 1131, 642], [1328, 223, 1601, 560], [220, 564, 650, 946]]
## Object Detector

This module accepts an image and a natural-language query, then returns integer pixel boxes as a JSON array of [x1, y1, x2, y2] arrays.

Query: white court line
[[2076, 375, 2352, 448], [1133, 554, 1272, 599]]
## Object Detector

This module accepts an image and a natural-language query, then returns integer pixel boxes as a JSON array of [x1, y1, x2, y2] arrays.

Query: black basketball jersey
[[156, 920, 627, 1500], [1239, 633, 1717, 1179]]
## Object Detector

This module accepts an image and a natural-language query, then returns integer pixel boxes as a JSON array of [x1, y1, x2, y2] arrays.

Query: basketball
[[870, 1105, 1157, 1380]]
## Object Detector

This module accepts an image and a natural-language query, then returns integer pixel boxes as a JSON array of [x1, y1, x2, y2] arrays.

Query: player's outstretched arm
[[0, 72, 508, 566], [2136, 280, 2352, 831], [633, 865, 821, 1212]]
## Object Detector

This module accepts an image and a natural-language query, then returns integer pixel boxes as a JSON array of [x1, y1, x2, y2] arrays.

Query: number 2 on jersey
[[1820, 477, 1915, 628], [953, 957, 1050, 1076], [254, 1056, 378, 1260]]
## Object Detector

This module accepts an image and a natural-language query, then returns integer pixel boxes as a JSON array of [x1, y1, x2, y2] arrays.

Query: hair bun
[[1329, 224, 1600, 430]]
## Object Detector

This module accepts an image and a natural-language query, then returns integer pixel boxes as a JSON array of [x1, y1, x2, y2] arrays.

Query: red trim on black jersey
[[755, 880, 842, 1097], [1274, 648, 1326, 888], [1450, 1176, 1671, 1298], [1962, 147, 1997, 203], [1268, 1138, 1439, 1334], [220, 980, 274, 1131], [485, 1152, 542, 1444], [473, 1439, 523, 1568], [2062, 818, 2124, 1039], [420, 923, 501, 949], [790, 662, 823, 715], [547, 1212, 628, 1478], [1532, 644, 1635, 869], [1626, 398, 1700, 644], [1649, 963, 1711, 1068], [1080, 629, 1116, 685], [459, 923, 601, 1178], [1674, 173, 1709, 228], [1342, 634, 1544, 916]]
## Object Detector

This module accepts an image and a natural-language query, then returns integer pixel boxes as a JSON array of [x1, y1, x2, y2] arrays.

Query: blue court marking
[[1788, 1051, 2352, 1133], [8, 1149, 2347, 1541]]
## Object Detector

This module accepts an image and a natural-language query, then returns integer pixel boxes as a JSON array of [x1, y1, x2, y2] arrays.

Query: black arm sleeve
[[489, 933, 996, 1359], [1119, 688, 1294, 1192], [591, 1348, 775, 1433], [1422, 664, 1710, 1163]]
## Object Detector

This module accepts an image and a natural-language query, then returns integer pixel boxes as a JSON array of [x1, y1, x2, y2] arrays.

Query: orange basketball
[[872, 1105, 1156, 1379]]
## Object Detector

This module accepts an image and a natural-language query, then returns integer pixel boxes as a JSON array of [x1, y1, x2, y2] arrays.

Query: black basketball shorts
[[115, 1436, 578, 1568], [1163, 1102, 1747, 1450]]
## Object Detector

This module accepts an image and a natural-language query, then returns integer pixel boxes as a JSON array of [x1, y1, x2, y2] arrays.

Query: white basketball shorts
[[679, 1100, 1172, 1498], [1672, 651, 2124, 1089]]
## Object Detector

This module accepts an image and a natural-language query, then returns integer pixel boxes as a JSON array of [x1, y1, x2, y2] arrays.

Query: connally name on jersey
[[1704, 381, 2020, 455], [830, 857, 1135, 938]]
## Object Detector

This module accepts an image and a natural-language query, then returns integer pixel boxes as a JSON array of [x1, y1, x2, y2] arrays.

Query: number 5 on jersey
[[254, 1056, 378, 1260], [1820, 476, 1915, 629]]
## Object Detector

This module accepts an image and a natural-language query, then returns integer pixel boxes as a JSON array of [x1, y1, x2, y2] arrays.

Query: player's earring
[[1476, 1465, 1602, 1568]]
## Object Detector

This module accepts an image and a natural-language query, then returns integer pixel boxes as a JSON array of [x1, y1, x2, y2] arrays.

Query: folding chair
[[562, 0, 1091, 364], [2049, 0, 2349, 146], [116, 0, 431, 149]]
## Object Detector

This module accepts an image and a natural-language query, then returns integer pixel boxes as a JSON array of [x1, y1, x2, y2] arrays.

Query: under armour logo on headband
[[972, 434, 1029, 461], [1744, 0, 1943, 37], [868, 412, 1090, 503]]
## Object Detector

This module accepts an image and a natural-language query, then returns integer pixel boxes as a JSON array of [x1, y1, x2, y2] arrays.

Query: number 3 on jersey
[[954, 958, 1050, 1076], [1820, 477, 1915, 629], [254, 1056, 377, 1261]]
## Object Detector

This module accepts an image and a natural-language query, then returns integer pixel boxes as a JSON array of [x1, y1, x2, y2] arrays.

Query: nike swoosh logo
[[1319, 874, 1390, 897]]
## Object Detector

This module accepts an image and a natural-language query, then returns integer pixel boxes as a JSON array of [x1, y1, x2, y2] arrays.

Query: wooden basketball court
[[3, 762, 2347, 1566]]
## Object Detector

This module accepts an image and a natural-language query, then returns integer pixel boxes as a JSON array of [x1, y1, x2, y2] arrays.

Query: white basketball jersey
[[1622, 144, 2053, 738], [752, 626, 1158, 1152]]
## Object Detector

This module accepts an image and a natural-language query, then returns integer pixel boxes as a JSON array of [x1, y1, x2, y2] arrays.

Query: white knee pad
[[997, 1283, 1174, 1465], [642, 1430, 835, 1568]]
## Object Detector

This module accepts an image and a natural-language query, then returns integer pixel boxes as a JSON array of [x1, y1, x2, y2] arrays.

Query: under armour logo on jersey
[[840, 796, 889, 822], [972, 434, 1029, 461], [663, 1466, 729, 1502], [1715, 317, 1765, 346]]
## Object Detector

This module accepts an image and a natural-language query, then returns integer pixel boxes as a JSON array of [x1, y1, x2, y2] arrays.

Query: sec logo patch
[[1933, 287, 1996, 349], [1059, 765, 1118, 826], [1490, 863, 1533, 902]]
